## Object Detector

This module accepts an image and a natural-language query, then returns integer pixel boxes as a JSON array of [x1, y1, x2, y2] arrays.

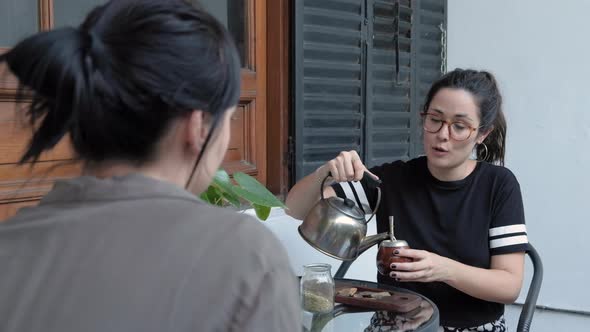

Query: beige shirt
[[0, 174, 301, 332]]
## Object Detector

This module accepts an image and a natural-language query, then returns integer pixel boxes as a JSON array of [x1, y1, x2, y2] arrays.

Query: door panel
[[0, 99, 80, 216], [223, 99, 258, 175], [0, 0, 92, 221], [0, 161, 81, 203], [200, 0, 248, 67], [0, 102, 74, 164], [187, 0, 267, 193], [226, 106, 247, 164], [0, 200, 38, 221]]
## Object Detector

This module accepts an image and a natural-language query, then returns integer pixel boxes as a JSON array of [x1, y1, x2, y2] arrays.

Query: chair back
[[517, 243, 543, 332]]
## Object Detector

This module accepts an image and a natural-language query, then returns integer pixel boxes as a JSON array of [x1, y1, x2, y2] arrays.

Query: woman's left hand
[[389, 248, 452, 283]]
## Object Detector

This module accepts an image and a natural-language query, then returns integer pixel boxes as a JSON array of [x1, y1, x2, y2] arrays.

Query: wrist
[[441, 256, 458, 284], [315, 164, 330, 183]]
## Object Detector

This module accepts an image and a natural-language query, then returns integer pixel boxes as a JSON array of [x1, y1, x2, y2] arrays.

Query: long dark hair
[[423, 69, 506, 165], [0, 0, 240, 167]]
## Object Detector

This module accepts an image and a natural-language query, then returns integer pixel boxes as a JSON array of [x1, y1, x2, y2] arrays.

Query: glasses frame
[[420, 112, 480, 141]]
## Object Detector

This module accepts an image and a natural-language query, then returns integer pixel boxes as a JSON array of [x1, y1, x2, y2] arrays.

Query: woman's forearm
[[285, 166, 331, 220], [285, 150, 370, 220], [444, 255, 524, 304]]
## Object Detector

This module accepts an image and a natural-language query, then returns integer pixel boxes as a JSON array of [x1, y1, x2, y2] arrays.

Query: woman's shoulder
[[168, 200, 272, 236], [475, 163, 523, 202], [176, 203, 289, 265], [479, 162, 520, 185]]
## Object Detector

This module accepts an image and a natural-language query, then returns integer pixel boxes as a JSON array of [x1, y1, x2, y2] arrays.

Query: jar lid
[[379, 239, 409, 248], [303, 263, 332, 272]]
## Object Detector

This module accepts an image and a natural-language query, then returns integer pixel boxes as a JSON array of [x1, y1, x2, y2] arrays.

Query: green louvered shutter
[[365, 0, 414, 167], [293, 0, 446, 180], [411, 0, 447, 156], [293, 0, 367, 181]]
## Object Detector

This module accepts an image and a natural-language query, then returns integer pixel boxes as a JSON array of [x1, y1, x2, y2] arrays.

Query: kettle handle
[[365, 186, 381, 224], [320, 172, 382, 224]]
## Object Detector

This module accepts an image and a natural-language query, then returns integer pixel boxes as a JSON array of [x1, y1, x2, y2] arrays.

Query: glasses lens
[[450, 122, 471, 141], [423, 114, 442, 133]]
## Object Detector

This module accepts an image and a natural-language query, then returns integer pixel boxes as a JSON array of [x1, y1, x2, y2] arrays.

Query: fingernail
[[390, 264, 397, 269], [395, 278, 400, 282], [394, 250, 399, 254], [389, 272, 396, 278]]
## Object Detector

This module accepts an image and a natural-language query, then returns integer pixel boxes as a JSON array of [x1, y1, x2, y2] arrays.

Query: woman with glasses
[[286, 69, 528, 332]]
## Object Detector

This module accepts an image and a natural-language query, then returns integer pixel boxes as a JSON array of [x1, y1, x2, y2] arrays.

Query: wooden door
[[0, 0, 89, 221], [0, 0, 268, 220], [188, 0, 267, 191]]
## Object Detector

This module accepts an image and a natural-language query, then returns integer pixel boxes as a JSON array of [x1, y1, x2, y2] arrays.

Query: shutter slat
[[304, 25, 361, 36], [294, 0, 366, 180], [304, 62, 360, 71], [304, 0, 363, 12]]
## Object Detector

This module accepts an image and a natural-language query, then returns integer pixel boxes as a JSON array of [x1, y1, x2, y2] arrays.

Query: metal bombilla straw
[[389, 216, 396, 241]]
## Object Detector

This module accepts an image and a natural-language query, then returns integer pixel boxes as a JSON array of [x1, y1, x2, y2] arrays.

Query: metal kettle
[[298, 172, 390, 261]]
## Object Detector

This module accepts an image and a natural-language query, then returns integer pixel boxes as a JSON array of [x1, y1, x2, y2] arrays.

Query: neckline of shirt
[[421, 157, 484, 190], [40, 173, 199, 205]]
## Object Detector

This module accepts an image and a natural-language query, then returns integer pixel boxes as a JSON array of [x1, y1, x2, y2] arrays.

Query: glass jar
[[300, 263, 334, 313]]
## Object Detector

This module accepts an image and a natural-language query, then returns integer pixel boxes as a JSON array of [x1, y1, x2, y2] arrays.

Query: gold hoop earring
[[478, 143, 489, 161]]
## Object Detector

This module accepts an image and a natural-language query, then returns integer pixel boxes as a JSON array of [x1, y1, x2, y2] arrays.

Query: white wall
[[447, 0, 590, 329]]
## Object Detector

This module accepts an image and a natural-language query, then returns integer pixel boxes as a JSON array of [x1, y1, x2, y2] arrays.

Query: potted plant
[[199, 169, 286, 221]]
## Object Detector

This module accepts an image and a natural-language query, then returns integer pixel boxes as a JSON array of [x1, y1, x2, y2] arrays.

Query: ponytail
[[2, 28, 92, 163], [0, 0, 241, 166], [477, 107, 506, 166], [476, 71, 505, 166]]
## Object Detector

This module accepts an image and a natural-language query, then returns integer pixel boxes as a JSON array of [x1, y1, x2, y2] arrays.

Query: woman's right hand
[[285, 150, 378, 220], [317, 150, 378, 183]]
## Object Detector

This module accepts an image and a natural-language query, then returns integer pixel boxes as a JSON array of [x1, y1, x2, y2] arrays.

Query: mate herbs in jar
[[300, 263, 334, 313]]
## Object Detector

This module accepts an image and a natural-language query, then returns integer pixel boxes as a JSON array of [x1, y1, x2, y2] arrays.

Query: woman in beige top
[[0, 0, 300, 331]]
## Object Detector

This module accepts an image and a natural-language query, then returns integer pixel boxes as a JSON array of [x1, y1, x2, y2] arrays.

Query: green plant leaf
[[199, 191, 210, 203], [252, 203, 271, 221], [209, 183, 240, 207], [202, 169, 285, 215], [210, 169, 241, 207], [202, 185, 224, 206], [218, 189, 241, 207], [232, 172, 286, 208], [213, 169, 232, 185]]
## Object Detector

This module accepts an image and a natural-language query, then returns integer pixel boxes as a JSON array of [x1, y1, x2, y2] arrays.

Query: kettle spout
[[358, 232, 390, 256]]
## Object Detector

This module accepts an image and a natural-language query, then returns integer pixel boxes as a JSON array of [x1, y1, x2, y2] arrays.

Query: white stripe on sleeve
[[351, 181, 371, 213], [339, 182, 356, 203], [489, 224, 527, 237], [489, 235, 528, 249]]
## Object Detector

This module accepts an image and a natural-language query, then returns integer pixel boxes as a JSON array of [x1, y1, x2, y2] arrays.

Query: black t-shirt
[[333, 156, 528, 328]]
